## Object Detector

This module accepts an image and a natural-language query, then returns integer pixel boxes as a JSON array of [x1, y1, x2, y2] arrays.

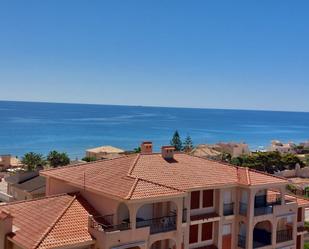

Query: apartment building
[[0, 141, 308, 249]]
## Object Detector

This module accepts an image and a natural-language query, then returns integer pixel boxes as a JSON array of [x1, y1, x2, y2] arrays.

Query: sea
[[0, 101, 309, 159]]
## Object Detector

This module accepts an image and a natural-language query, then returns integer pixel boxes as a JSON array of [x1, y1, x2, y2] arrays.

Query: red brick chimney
[[161, 146, 175, 160], [141, 142, 153, 154]]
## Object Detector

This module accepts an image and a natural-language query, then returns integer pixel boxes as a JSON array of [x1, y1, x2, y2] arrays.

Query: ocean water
[[0, 101, 309, 158]]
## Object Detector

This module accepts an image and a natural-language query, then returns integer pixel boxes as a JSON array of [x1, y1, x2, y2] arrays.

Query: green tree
[[82, 156, 97, 162], [133, 146, 141, 153], [183, 135, 193, 152], [47, 150, 70, 167], [170, 130, 182, 151], [21, 152, 46, 171], [305, 155, 309, 166]]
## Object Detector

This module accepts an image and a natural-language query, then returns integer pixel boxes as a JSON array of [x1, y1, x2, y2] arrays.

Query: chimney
[[141, 142, 153, 154], [0, 211, 12, 249], [161, 146, 175, 160]]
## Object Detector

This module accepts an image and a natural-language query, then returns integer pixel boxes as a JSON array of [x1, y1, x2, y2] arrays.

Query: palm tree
[[21, 152, 46, 171]]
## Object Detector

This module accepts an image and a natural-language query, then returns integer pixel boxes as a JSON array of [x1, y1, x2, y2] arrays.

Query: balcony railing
[[239, 202, 247, 216], [223, 203, 234, 216], [254, 194, 281, 216], [136, 214, 177, 234], [254, 205, 273, 216], [238, 235, 246, 248], [276, 229, 293, 243], [89, 215, 131, 232]]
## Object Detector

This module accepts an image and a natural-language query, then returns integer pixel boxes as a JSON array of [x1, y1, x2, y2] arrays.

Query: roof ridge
[[34, 195, 77, 249], [125, 178, 139, 200], [125, 177, 184, 200], [246, 167, 251, 185], [127, 153, 140, 176], [41, 154, 136, 173], [0, 193, 69, 208]]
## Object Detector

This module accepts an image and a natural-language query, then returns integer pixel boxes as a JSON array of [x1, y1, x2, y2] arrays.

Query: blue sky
[[0, 1, 309, 111]]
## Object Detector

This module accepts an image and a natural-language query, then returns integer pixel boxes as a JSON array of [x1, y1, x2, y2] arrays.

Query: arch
[[136, 201, 178, 234], [117, 202, 130, 223], [136, 201, 178, 221], [253, 220, 272, 248], [150, 238, 176, 249]]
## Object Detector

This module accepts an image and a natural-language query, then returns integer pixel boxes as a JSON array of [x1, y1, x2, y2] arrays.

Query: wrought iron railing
[[223, 203, 234, 216], [136, 214, 177, 234], [89, 214, 131, 232], [238, 235, 246, 248], [254, 205, 273, 216], [276, 229, 293, 243]]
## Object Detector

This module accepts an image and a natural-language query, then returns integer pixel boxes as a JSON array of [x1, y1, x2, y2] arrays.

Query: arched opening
[[277, 216, 293, 243], [253, 220, 272, 248], [150, 239, 176, 249], [117, 202, 130, 223], [136, 201, 178, 234]]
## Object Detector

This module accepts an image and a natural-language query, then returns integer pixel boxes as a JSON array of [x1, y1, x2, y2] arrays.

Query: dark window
[[203, 190, 214, 208], [191, 191, 200, 209], [202, 222, 213, 241], [189, 224, 199, 244], [297, 207, 302, 222]]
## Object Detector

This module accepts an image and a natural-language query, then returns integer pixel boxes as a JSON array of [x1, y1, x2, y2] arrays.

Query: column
[[128, 203, 138, 229], [246, 189, 256, 249]]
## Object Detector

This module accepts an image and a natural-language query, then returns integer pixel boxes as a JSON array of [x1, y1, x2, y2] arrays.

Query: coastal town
[[0, 135, 309, 249], [1, 1, 309, 249]]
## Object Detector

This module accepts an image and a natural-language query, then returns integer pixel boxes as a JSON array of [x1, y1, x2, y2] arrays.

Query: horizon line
[[0, 99, 309, 114]]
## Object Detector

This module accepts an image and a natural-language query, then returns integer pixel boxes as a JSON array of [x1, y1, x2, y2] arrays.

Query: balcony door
[[222, 224, 232, 249]]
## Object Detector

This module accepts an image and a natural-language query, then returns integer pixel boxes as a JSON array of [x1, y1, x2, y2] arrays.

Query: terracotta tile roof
[[1, 194, 96, 249], [42, 153, 287, 200], [41, 155, 138, 199], [285, 194, 309, 207], [127, 179, 184, 200]]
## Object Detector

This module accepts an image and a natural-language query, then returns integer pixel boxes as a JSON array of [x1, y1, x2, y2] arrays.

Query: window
[[203, 189, 214, 208], [191, 191, 200, 209], [189, 224, 198, 244], [297, 207, 302, 222], [202, 222, 213, 241]]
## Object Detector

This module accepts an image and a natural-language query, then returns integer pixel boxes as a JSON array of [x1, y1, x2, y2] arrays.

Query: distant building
[[213, 142, 251, 157], [190, 144, 222, 159], [85, 145, 125, 160], [0, 155, 22, 171], [5, 171, 45, 201], [269, 140, 297, 154], [299, 140, 309, 148]]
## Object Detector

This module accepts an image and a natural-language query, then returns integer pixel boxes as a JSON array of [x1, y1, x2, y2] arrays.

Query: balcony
[[276, 229, 293, 243], [254, 194, 281, 216], [254, 205, 273, 216], [223, 203, 234, 216], [238, 235, 246, 248], [89, 214, 131, 232], [239, 202, 247, 216], [136, 214, 177, 234]]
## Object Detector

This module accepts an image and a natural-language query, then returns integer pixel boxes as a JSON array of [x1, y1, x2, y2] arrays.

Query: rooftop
[[86, 145, 124, 154], [0, 193, 96, 249], [41, 152, 287, 200]]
